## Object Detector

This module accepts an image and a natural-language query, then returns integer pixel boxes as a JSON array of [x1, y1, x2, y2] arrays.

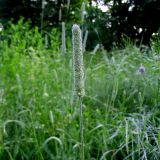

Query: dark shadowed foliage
[[0, 0, 83, 28], [75, 0, 160, 50], [105, 0, 160, 47]]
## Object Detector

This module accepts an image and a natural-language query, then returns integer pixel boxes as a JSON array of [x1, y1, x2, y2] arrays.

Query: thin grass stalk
[[81, 2, 85, 24], [59, 6, 62, 21], [80, 97, 84, 160], [45, 34, 48, 48], [81, 2, 86, 40], [67, 0, 70, 10], [41, 0, 45, 35], [83, 30, 88, 53], [92, 43, 100, 54], [61, 22, 66, 54]]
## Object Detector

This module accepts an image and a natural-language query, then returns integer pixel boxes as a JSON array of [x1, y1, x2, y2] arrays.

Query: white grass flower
[[72, 24, 85, 97]]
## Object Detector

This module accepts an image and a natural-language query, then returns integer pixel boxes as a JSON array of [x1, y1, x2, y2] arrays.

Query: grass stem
[[80, 97, 84, 160]]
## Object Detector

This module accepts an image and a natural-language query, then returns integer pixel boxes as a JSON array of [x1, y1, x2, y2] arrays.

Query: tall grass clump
[[72, 24, 85, 160]]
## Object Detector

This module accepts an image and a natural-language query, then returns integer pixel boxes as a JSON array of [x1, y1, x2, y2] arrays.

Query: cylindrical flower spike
[[72, 24, 85, 97]]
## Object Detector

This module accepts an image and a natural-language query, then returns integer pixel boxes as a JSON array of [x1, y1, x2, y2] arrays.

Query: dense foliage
[[107, 0, 160, 46], [0, 0, 83, 27], [86, 0, 160, 50], [1, 0, 160, 50], [0, 19, 160, 160]]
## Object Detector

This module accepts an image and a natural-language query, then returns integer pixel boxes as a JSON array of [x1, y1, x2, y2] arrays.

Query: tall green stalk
[[83, 30, 88, 53], [41, 0, 45, 35], [61, 22, 66, 54], [81, 2, 86, 42], [72, 24, 85, 160], [79, 97, 84, 160]]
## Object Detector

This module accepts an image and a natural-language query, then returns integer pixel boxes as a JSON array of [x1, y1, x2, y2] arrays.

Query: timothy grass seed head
[[72, 24, 85, 97]]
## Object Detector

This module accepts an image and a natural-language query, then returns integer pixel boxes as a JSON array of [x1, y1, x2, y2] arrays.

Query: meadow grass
[[0, 21, 160, 160]]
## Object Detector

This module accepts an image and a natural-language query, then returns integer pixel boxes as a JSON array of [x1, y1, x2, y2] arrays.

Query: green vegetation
[[1, 0, 160, 50], [0, 20, 160, 160]]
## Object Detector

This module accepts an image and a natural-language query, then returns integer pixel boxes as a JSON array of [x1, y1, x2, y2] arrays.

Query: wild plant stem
[[41, 0, 44, 35], [80, 97, 84, 160]]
